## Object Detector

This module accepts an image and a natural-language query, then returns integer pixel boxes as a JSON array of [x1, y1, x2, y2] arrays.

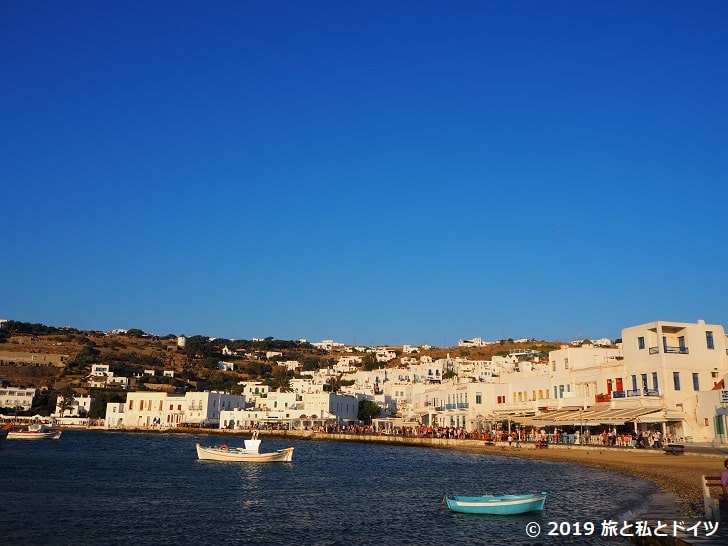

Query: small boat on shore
[[444, 492, 547, 515], [7, 422, 62, 440], [195, 431, 294, 462]]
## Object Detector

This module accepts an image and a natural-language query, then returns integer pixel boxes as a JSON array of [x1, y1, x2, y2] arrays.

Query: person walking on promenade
[[721, 459, 728, 498]]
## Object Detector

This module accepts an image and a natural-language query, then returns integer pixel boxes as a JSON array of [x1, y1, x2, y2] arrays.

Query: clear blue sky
[[2, 1, 726, 346]]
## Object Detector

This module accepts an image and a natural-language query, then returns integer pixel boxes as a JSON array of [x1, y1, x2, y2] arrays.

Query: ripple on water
[[0, 431, 691, 545]]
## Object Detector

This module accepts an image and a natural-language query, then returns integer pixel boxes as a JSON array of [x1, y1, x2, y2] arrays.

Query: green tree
[[361, 354, 378, 371], [358, 400, 380, 424], [88, 390, 126, 419], [267, 366, 292, 392], [56, 385, 76, 417], [302, 357, 321, 372], [69, 344, 100, 369], [327, 372, 344, 393]]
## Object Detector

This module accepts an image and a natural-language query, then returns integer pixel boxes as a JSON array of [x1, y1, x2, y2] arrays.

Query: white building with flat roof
[[220, 391, 358, 430], [104, 402, 125, 428], [123, 391, 246, 428], [0, 386, 35, 411], [620, 319, 728, 441], [54, 394, 94, 418]]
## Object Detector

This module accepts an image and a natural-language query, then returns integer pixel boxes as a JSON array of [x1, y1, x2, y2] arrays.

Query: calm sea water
[[0, 431, 692, 545]]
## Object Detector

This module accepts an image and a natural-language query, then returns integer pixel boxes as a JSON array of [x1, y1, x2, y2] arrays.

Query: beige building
[[122, 391, 246, 428], [621, 319, 728, 441], [404, 320, 728, 443]]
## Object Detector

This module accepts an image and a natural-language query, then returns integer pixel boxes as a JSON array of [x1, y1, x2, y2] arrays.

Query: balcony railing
[[649, 345, 689, 354], [625, 389, 660, 397]]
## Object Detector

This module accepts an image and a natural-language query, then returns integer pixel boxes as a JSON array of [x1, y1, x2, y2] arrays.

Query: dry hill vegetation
[[0, 320, 562, 416]]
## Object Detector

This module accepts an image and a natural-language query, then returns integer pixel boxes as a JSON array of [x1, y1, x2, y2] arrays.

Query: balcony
[[625, 389, 660, 397], [649, 346, 689, 355]]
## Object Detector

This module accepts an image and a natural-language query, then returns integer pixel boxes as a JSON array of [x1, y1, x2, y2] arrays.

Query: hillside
[[0, 321, 565, 394]]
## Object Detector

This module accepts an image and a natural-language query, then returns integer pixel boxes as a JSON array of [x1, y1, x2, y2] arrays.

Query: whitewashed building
[[548, 346, 624, 408], [54, 394, 94, 417], [104, 402, 125, 428], [0, 386, 36, 411], [619, 319, 728, 441], [220, 391, 359, 430], [123, 391, 246, 428]]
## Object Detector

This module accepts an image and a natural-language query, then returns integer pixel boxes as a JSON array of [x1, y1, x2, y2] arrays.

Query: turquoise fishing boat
[[444, 492, 547, 515]]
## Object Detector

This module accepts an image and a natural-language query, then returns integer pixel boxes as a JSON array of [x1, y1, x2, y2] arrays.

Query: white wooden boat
[[195, 431, 294, 462], [7, 422, 62, 440], [444, 492, 547, 515]]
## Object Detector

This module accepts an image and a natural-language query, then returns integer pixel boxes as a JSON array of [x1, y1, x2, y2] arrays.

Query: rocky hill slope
[[0, 322, 563, 393]]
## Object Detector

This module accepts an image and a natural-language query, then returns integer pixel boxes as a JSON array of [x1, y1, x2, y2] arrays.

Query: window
[[692, 373, 700, 391], [707, 331, 715, 350], [631, 375, 637, 391], [564, 358, 569, 369], [552, 361, 556, 371], [129, 400, 134, 410], [140, 400, 144, 410], [652, 372, 659, 392], [641, 374, 648, 393], [673, 371, 681, 391], [475, 392, 482, 404], [638, 336, 645, 350]]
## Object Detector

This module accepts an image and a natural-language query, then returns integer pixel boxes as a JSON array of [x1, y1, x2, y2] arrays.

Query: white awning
[[636, 410, 686, 423], [528, 406, 663, 426]]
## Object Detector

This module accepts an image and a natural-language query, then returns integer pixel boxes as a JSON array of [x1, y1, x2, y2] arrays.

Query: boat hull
[[7, 430, 62, 440], [196, 443, 294, 462], [445, 492, 547, 515]]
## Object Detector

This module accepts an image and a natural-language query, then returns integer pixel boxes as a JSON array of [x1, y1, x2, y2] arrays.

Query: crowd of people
[[244, 421, 676, 450]]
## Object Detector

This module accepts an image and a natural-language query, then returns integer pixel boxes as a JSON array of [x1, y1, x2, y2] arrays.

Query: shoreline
[[101, 426, 728, 517]]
